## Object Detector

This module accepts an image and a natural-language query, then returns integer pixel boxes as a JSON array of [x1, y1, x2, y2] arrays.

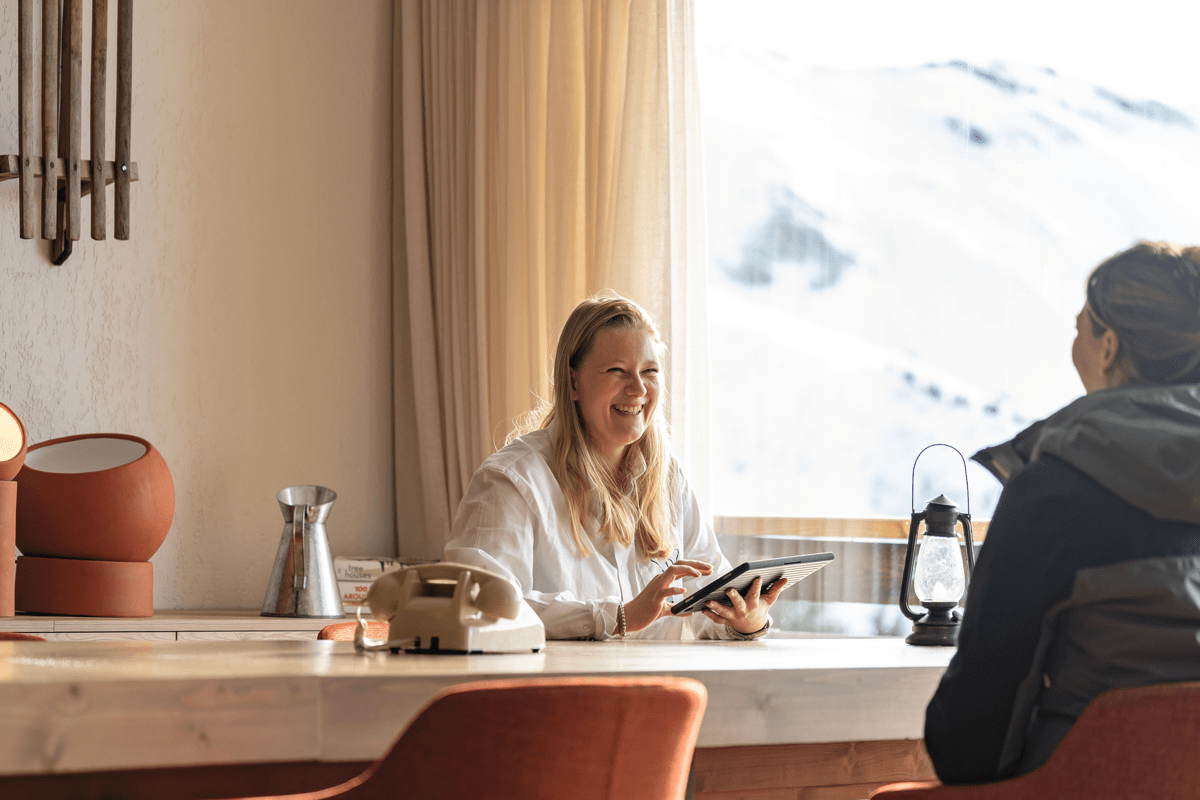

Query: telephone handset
[[366, 561, 523, 624], [357, 562, 545, 655]]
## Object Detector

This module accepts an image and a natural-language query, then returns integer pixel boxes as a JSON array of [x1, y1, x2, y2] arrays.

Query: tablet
[[669, 552, 835, 615]]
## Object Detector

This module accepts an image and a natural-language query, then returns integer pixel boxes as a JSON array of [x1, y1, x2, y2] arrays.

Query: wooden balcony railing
[[713, 517, 988, 608]]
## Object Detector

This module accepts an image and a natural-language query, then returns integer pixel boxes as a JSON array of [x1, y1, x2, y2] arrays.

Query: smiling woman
[[569, 327, 661, 474], [445, 293, 788, 641]]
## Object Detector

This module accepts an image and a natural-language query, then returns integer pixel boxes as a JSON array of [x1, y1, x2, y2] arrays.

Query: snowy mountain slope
[[702, 53, 1200, 518]]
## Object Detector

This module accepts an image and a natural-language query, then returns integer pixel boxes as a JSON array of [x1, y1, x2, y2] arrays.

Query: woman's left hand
[[701, 576, 787, 635]]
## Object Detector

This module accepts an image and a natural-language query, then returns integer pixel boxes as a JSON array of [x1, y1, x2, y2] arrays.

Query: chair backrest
[[190, 676, 704, 800], [316, 620, 389, 641], [0, 632, 46, 641], [350, 676, 707, 800], [871, 680, 1200, 800], [1034, 680, 1200, 797]]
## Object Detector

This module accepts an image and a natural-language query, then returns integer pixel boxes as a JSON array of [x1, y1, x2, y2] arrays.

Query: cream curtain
[[393, 0, 710, 558]]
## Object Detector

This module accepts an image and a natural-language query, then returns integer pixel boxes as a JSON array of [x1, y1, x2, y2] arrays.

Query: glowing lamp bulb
[[0, 403, 27, 481]]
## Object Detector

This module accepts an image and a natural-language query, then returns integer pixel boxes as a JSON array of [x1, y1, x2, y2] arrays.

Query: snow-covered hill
[[702, 52, 1200, 518]]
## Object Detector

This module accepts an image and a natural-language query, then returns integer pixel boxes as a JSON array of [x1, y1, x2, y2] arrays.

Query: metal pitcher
[[261, 485, 344, 618]]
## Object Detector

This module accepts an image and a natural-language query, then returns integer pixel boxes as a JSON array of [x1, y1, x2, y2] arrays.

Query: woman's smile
[[570, 327, 661, 471]]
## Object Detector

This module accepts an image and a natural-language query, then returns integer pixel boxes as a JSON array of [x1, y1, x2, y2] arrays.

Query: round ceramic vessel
[[15, 433, 175, 562]]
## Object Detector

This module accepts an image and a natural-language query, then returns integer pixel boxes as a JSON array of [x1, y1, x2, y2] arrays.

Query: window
[[697, 0, 1200, 633]]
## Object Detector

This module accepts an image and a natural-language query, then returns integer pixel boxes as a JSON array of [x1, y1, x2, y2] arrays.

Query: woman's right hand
[[622, 560, 714, 634]]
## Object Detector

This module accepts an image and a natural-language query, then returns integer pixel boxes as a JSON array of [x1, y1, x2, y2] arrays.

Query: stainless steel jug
[[261, 485, 344, 618]]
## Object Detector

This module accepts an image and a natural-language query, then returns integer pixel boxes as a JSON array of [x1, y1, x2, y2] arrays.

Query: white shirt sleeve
[[445, 466, 619, 640], [443, 431, 765, 641]]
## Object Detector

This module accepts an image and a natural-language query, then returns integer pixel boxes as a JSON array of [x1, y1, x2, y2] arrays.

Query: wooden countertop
[[0, 609, 349, 633], [0, 637, 953, 776]]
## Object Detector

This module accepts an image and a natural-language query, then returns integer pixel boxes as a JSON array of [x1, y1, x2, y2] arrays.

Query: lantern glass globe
[[913, 535, 965, 605]]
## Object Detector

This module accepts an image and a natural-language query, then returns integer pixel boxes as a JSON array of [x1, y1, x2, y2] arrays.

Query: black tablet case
[[670, 552, 835, 614]]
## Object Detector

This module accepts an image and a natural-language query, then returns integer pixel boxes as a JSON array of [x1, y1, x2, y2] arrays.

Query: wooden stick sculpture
[[18, 0, 35, 239], [2, 0, 138, 265], [90, 0, 106, 241], [41, 0, 60, 240]]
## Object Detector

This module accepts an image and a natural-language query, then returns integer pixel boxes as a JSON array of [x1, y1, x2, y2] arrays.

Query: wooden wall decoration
[[0, 0, 138, 265]]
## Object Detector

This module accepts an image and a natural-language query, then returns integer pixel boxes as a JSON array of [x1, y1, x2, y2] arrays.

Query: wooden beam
[[692, 740, 937, 800], [64, 0, 84, 241], [0, 154, 138, 196], [0, 760, 372, 800], [18, 0, 35, 238], [42, 0, 61, 239], [115, 0, 133, 239], [714, 517, 989, 542], [91, 0, 109, 240], [2, 155, 137, 182]]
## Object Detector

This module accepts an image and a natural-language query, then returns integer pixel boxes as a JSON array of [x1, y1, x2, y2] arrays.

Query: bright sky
[[696, 0, 1200, 114]]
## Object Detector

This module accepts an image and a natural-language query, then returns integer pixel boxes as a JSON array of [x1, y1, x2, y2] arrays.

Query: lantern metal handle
[[959, 511, 976, 577], [899, 510, 925, 622], [911, 443, 971, 517]]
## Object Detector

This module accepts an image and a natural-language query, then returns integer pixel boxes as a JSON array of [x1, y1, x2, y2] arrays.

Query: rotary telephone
[[356, 562, 545, 654]]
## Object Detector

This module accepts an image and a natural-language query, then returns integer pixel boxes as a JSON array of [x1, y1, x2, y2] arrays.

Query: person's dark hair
[[1085, 241, 1200, 385]]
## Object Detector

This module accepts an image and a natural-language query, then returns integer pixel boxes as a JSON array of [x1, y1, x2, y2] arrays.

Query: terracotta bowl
[[15, 434, 174, 562], [0, 403, 26, 482]]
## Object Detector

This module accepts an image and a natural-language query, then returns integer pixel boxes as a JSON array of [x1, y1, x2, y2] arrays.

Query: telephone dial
[[355, 562, 545, 654]]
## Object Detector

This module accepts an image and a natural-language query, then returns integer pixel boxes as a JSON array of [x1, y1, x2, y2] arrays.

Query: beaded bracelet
[[616, 602, 627, 638], [726, 617, 771, 640]]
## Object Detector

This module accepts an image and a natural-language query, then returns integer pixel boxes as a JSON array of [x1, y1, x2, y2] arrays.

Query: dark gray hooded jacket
[[925, 383, 1200, 784]]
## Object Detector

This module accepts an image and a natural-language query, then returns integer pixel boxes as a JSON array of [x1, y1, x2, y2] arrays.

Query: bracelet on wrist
[[616, 602, 627, 638], [726, 617, 770, 641]]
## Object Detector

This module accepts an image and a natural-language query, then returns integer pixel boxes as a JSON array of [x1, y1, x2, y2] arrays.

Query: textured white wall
[[0, 1, 395, 608]]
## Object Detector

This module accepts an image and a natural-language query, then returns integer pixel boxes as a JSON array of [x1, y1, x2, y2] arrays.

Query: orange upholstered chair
[[208, 676, 707, 800], [871, 681, 1200, 800], [316, 620, 389, 641], [0, 632, 45, 641]]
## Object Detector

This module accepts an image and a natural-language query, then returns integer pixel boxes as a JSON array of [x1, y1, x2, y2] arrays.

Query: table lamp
[[0, 403, 28, 617], [898, 445, 976, 646]]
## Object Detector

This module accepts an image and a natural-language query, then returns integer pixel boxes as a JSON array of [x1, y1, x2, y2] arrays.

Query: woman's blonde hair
[[1086, 241, 1200, 385], [524, 292, 677, 559]]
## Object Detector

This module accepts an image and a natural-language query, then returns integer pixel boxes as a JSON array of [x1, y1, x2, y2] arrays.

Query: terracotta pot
[[15, 555, 153, 617], [15, 434, 174, 562], [0, 403, 26, 482]]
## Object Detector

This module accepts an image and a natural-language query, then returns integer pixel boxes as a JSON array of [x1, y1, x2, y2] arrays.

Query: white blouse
[[444, 428, 742, 640]]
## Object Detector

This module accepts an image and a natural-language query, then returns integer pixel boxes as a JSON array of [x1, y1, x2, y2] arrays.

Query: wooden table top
[[0, 609, 350, 633], [0, 637, 955, 775]]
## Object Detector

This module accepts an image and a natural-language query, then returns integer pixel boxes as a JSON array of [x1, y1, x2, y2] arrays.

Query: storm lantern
[[899, 446, 976, 646]]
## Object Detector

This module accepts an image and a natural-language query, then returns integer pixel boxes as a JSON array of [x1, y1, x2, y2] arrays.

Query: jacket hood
[[973, 383, 1200, 524]]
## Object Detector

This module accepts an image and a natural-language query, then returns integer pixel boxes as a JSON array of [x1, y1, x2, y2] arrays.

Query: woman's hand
[[622, 560, 714, 633], [700, 576, 788, 635]]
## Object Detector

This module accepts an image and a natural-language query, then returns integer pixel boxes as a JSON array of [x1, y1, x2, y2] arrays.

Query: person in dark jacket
[[924, 241, 1200, 784]]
